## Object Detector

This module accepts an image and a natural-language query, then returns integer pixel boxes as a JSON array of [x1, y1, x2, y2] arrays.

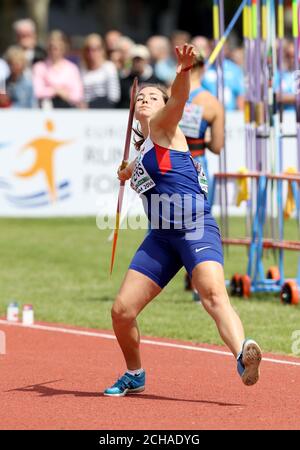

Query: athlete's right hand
[[175, 43, 197, 74]]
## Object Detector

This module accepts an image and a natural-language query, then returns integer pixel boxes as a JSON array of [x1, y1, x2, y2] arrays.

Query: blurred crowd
[[0, 18, 297, 111]]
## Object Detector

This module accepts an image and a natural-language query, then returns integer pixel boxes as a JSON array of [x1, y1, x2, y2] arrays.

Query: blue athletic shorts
[[129, 223, 224, 289]]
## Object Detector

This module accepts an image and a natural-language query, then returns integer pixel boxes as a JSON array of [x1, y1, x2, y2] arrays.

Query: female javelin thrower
[[104, 44, 261, 397]]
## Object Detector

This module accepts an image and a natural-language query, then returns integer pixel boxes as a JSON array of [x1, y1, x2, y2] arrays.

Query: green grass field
[[0, 217, 299, 356]]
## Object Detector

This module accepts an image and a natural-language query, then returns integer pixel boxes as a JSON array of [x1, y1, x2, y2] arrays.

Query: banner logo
[[6, 120, 72, 208]]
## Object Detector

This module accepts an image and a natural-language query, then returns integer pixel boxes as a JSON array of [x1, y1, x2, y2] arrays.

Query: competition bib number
[[192, 158, 208, 195], [179, 103, 203, 138], [130, 155, 156, 195]]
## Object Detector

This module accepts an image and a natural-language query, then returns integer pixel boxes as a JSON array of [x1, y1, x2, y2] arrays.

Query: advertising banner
[[0, 110, 297, 217]]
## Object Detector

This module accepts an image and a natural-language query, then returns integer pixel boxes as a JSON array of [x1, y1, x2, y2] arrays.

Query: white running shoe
[[237, 339, 262, 386]]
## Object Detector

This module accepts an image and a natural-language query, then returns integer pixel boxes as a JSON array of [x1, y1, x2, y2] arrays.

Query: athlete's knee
[[200, 285, 228, 311], [111, 296, 137, 325]]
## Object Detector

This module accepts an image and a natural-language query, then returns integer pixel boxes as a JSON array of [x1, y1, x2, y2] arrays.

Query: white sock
[[237, 339, 246, 360], [126, 368, 144, 376]]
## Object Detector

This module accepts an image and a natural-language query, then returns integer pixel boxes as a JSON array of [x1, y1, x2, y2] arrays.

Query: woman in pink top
[[33, 30, 83, 108]]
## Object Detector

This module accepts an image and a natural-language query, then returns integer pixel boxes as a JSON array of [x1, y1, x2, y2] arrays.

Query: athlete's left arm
[[117, 159, 137, 182], [150, 44, 196, 134]]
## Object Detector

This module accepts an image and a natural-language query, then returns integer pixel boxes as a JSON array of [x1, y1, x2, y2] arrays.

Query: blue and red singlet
[[129, 136, 223, 288]]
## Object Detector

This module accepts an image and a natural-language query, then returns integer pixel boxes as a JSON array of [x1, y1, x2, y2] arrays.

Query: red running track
[[0, 320, 300, 430]]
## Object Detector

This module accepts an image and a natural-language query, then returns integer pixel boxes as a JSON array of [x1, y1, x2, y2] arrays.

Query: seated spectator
[[171, 30, 192, 48], [0, 58, 10, 107], [115, 36, 136, 73], [109, 49, 124, 72], [230, 46, 244, 68], [13, 18, 46, 67], [65, 35, 82, 67], [146, 35, 175, 86], [145, 30, 191, 87], [1, 46, 36, 108], [105, 30, 122, 56], [275, 40, 297, 111], [81, 33, 120, 108], [118, 44, 164, 109], [202, 43, 245, 111], [0, 58, 10, 91], [33, 30, 83, 108], [191, 36, 212, 59]]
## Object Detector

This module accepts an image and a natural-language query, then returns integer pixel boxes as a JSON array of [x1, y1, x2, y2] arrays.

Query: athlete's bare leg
[[192, 261, 244, 357], [111, 269, 162, 370]]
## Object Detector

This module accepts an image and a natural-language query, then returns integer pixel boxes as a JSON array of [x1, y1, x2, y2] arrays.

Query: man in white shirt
[[13, 18, 46, 67], [0, 58, 10, 92]]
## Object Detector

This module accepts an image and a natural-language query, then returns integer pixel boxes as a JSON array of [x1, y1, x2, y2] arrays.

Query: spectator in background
[[0, 58, 11, 107], [13, 18, 46, 67], [201, 42, 245, 111], [81, 33, 120, 108], [171, 30, 192, 48], [144, 30, 191, 87], [275, 39, 297, 111], [1, 46, 36, 108], [65, 35, 82, 67], [118, 44, 163, 109], [146, 35, 175, 86], [230, 46, 244, 69], [105, 30, 122, 56], [0, 58, 10, 89], [115, 36, 136, 73], [33, 30, 83, 109], [191, 36, 212, 59], [109, 49, 125, 72]]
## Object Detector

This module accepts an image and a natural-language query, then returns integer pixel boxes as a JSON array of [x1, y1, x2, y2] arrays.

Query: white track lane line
[[0, 319, 300, 367]]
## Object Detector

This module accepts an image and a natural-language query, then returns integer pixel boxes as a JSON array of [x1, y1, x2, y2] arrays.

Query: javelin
[[110, 77, 138, 275], [184, 0, 248, 72]]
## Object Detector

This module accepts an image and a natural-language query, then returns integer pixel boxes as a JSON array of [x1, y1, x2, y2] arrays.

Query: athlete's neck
[[190, 70, 203, 90], [139, 120, 150, 140]]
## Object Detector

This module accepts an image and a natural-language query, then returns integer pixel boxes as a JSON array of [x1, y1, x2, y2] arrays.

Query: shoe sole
[[241, 340, 262, 386], [103, 386, 145, 397]]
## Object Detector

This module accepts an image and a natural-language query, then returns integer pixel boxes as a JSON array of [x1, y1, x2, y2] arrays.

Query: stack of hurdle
[[210, 0, 300, 304]]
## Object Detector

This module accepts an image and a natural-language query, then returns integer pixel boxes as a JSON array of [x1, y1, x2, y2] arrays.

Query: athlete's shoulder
[[141, 135, 155, 155], [192, 90, 223, 122]]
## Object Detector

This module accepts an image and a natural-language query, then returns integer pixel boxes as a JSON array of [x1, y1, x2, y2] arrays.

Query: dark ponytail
[[133, 123, 145, 151]]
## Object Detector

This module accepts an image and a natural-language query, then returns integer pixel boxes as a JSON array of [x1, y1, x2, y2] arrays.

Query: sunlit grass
[[0, 217, 299, 356]]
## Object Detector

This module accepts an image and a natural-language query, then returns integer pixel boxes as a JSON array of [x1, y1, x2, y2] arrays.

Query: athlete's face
[[135, 87, 166, 120]]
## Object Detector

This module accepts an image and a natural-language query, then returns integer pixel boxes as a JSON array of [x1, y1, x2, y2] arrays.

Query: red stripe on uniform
[[154, 143, 172, 175]]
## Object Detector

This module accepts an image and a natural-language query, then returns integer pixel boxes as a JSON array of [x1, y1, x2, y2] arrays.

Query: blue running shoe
[[237, 339, 262, 386], [104, 371, 145, 397]]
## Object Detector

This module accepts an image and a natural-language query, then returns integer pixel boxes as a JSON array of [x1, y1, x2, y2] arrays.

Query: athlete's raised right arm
[[150, 44, 196, 134]]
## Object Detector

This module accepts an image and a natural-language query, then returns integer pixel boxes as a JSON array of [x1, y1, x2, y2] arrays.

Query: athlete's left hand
[[175, 43, 197, 74], [117, 166, 130, 182]]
